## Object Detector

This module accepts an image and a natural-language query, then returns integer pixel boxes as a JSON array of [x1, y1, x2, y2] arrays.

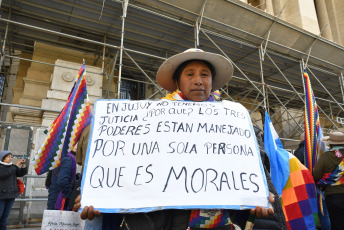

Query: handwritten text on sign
[[81, 100, 269, 212]]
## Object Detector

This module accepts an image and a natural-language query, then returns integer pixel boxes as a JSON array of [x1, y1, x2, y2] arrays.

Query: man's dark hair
[[172, 59, 216, 88]]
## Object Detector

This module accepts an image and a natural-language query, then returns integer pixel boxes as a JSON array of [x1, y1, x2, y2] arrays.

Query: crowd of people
[[0, 48, 343, 230]]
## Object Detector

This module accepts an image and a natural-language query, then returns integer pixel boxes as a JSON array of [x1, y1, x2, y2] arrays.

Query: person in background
[[76, 124, 90, 168], [0, 150, 27, 230], [294, 133, 305, 164], [74, 48, 285, 229], [313, 131, 344, 230], [47, 147, 77, 210]]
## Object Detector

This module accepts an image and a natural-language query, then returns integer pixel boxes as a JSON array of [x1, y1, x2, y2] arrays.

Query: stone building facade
[[241, 0, 344, 46], [5, 0, 344, 131], [9, 42, 117, 125]]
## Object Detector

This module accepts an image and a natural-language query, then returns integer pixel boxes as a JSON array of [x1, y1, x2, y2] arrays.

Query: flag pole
[[300, 60, 305, 96], [340, 72, 344, 104], [259, 45, 267, 111], [117, 0, 129, 99]]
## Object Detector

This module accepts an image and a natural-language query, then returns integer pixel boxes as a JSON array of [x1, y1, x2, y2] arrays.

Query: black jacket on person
[[47, 155, 75, 210], [294, 140, 305, 165], [0, 163, 27, 200]]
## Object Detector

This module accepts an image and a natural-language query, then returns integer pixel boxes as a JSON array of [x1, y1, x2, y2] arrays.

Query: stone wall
[[10, 42, 116, 125], [3, 42, 117, 224], [41, 59, 102, 126]]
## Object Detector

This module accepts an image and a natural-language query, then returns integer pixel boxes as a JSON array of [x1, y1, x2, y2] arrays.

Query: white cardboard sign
[[41, 210, 85, 230], [81, 99, 269, 213]]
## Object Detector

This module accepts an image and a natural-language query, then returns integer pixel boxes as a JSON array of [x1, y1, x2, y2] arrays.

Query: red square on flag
[[284, 202, 303, 220], [294, 184, 308, 201], [301, 169, 315, 184]]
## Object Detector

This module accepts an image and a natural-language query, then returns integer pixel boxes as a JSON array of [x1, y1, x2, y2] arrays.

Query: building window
[[120, 80, 145, 100]]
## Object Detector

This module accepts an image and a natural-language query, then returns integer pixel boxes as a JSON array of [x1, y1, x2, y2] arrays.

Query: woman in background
[[0, 150, 27, 230]]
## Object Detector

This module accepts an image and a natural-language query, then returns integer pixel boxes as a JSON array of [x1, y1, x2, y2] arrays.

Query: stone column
[[265, 0, 274, 15], [12, 52, 32, 105], [259, 0, 274, 15], [282, 0, 320, 35], [333, 0, 344, 46], [324, 0, 343, 45], [272, 0, 286, 20], [10, 52, 36, 123], [314, 0, 333, 41]]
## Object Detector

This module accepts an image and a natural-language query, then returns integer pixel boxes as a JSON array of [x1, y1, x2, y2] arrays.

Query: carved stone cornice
[[61, 71, 95, 86], [10, 107, 42, 118], [12, 87, 24, 92], [23, 77, 50, 86]]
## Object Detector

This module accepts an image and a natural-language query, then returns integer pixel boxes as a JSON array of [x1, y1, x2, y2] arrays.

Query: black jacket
[[111, 209, 249, 230], [294, 141, 305, 165], [47, 155, 75, 210], [0, 163, 27, 200]]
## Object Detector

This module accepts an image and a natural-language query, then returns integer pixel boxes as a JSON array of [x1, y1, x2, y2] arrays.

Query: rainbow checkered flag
[[281, 153, 318, 229], [303, 70, 321, 174], [303, 70, 329, 217], [33, 63, 92, 175]]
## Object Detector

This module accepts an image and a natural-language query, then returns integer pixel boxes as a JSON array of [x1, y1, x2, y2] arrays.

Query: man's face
[[178, 61, 212, 102]]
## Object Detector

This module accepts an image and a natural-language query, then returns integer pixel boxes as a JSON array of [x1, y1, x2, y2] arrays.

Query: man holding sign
[[74, 49, 285, 229]]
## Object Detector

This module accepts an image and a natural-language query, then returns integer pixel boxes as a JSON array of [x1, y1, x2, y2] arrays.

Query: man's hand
[[16, 159, 25, 167], [72, 195, 101, 220], [250, 192, 275, 218]]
